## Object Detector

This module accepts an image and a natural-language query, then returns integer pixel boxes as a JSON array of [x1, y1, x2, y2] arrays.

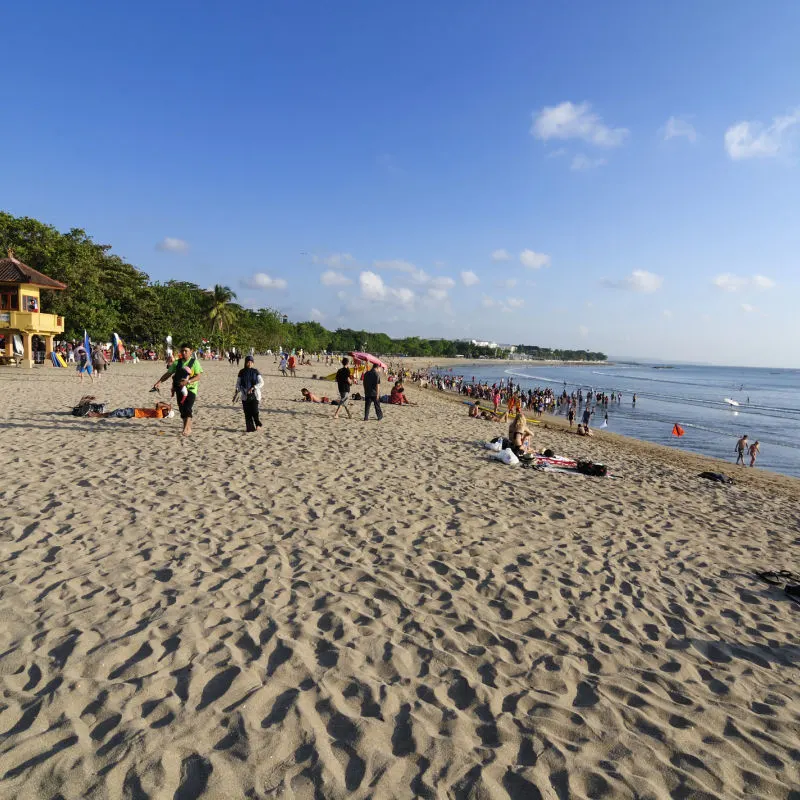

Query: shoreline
[[401, 357, 613, 369], [420, 383, 800, 497]]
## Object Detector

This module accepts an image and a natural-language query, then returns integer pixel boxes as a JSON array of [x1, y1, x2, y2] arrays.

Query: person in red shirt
[[389, 382, 416, 406]]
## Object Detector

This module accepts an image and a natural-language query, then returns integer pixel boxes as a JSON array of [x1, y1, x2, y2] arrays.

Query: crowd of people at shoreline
[[60, 343, 765, 468]]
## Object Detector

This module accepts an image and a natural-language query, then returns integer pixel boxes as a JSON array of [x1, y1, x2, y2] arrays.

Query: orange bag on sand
[[672, 424, 685, 437]]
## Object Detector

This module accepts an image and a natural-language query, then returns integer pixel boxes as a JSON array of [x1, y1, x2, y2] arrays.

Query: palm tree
[[207, 284, 238, 354]]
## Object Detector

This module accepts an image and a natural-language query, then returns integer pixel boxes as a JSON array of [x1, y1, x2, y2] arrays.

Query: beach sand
[[1, 360, 799, 799]]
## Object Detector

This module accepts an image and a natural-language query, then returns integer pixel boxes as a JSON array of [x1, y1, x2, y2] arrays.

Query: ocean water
[[433, 362, 800, 478]]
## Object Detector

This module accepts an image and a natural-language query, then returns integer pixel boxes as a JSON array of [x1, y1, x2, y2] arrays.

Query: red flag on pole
[[672, 423, 685, 437]]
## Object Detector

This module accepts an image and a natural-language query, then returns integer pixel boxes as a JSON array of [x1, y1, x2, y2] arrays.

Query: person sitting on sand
[[468, 401, 480, 418], [509, 409, 532, 452], [87, 401, 173, 419], [389, 382, 416, 406]]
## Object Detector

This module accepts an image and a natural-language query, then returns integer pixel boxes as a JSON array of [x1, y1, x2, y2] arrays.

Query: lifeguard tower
[[0, 249, 66, 368]]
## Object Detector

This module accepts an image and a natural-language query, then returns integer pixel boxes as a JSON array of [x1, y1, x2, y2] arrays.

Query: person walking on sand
[[91, 345, 107, 377], [333, 356, 353, 420], [734, 434, 748, 466], [234, 354, 264, 432], [287, 353, 297, 377], [749, 440, 760, 467], [363, 362, 383, 421], [153, 342, 203, 436], [77, 346, 93, 383]]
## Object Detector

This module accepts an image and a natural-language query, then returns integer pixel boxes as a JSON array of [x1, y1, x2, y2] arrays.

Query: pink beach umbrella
[[349, 351, 388, 370]]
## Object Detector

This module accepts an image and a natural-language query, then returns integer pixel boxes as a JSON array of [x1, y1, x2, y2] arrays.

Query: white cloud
[[531, 101, 629, 147], [663, 116, 697, 142], [741, 303, 756, 313], [662, 309, 673, 319], [752, 274, 776, 289], [359, 271, 415, 305], [314, 252, 355, 268], [360, 271, 387, 301], [320, 270, 353, 287], [520, 249, 551, 270], [713, 273, 776, 292], [410, 268, 430, 284], [430, 276, 455, 290], [481, 295, 522, 313], [725, 109, 800, 160], [579, 325, 590, 337], [372, 259, 417, 273], [547, 148, 567, 158], [491, 249, 511, 262], [460, 270, 479, 287], [601, 270, 663, 293], [310, 308, 325, 322], [497, 278, 517, 289], [393, 287, 415, 305], [244, 272, 287, 290], [571, 154, 607, 171], [713, 273, 748, 292], [427, 288, 449, 301], [156, 237, 189, 253]]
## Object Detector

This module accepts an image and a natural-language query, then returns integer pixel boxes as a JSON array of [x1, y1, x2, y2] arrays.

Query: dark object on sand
[[755, 570, 800, 587], [699, 471, 734, 485], [784, 585, 800, 605], [576, 460, 608, 477], [753, 571, 800, 607]]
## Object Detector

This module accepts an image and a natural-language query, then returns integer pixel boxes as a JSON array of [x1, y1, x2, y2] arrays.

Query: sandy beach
[[1, 359, 799, 799]]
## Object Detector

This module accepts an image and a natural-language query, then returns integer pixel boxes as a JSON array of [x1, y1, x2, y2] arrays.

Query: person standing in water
[[234, 354, 264, 432], [734, 434, 748, 466]]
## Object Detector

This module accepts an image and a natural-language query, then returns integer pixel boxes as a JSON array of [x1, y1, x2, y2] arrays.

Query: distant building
[[0, 250, 66, 367]]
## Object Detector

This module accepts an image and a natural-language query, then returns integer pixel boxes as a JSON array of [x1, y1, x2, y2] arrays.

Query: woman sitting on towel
[[509, 410, 532, 452]]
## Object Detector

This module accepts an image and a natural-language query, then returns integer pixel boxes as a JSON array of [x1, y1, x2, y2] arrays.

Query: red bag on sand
[[672, 424, 685, 437]]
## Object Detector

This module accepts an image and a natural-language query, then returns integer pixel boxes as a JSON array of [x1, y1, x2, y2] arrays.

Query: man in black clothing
[[362, 362, 383, 421], [332, 356, 353, 420]]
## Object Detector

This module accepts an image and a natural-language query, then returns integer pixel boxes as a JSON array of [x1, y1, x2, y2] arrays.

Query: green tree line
[[0, 212, 607, 361]]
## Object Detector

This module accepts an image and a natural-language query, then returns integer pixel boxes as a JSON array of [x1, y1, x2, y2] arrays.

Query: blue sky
[[4, 2, 800, 366]]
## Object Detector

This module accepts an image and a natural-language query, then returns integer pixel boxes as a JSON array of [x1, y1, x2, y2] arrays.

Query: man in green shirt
[[153, 342, 203, 436]]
